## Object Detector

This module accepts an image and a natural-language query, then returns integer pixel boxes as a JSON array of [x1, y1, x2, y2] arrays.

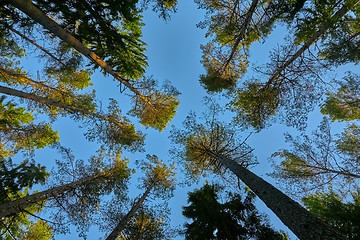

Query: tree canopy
[[183, 182, 287, 239], [303, 191, 360, 240], [272, 118, 360, 198], [0, 0, 358, 239], [321, 73, 360, 121]]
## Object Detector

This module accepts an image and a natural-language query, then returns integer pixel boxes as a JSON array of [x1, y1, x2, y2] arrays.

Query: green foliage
[[293, 0, 340, 44], [0, 96, 34, 127], [21, 124, 59, 150], [231, 37, 328, 130], [275, 151, 316, 179], [129, 78, 180, 131], [230, 81, 279, 130], [0, 68, 144, 152], [195, 0, 305, 93], [170, 99, 256, 179], [49, 148, 131, 235], [0, 97, 53, 239], [0, 24, 25, 60], [42, 42, 93, 90], [134, 92, 179, 131], [227, 0, 358, 130], [86, 99, 145, 152], [1, 121, 59, 155], [0, 66, 96, 121], [183, 183, 287, 240], [29, 0, 147, 80], [46, 69, 92, 91], [0, 158, 49, 202], [194, 0, 257, 92], [336, 123, 360, 162], [3, 0, 358, 238], [319, 2, 360, 64], [0, 162, 48, 239], [0, 188, 47, 240], [292, 0, 360, 66], [98, 155, 176, 239], [272, 118, 360, 197], [0, 97, 59, 156], [140, 0, 178, 20], [199, 65, 238, 92], [303, 191, 360, 240], [195, 0, 275, 44], [283, 0, 360, 65], [119, 205, 174, 240], [161, 0, 178, 9], [321, 74, 360, 121], [199, 43, 246, 92], [138, 154, 176, 199], [102, 13, 147, 80], [267, 0, 307, 23], [22, 220, 53, 240]]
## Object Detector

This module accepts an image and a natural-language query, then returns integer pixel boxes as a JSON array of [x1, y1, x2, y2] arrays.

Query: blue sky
[[18, 0, 358, 239]]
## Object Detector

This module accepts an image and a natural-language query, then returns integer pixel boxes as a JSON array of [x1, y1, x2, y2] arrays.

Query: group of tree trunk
[[0, 0, 359, 239], [1, 0, 177, 238]]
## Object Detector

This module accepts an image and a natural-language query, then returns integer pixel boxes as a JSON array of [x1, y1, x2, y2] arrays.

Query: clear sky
[[19, 0, 357, 239]]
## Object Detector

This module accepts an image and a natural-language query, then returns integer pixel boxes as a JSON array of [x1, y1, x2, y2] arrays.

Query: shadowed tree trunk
[[0, 85, 128, 128], [105, 186, 152, 240], [9, 0, 154, 108], [221, 0, 259, 72], [268, 0, 359, 83], [0, 170, 112, 219], [105, 154, 175, 239], [205, 149, 344, 240], [7, 26, 64, 65]]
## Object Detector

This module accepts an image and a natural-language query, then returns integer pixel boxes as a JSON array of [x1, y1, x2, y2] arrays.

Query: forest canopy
[[0, 0, 358, 239]]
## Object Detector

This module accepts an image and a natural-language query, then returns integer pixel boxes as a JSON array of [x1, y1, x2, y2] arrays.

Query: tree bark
[[207, 151, 344, 240], [0, 171, 110, 219], [0, 67, 66, 93], [0, 85, 126, 128], [105, 185, 152, 240], [222, 0, 259, 72], [294, 162, 360, 179], [7, 26, 64, 65], [9, 0, 154, 108]]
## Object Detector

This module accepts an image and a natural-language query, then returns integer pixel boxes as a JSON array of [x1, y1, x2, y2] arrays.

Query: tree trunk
[[9, 0, 154, 108], [295, 162, 360, 179], [0, 172, 109, 219], [222, 0, 259, 72], [7, 26, 64, 65], [208, 151, 344, 240], [269, 0, 359, 82], [105, 185, 152, 240], [0, 67, 66, 93], [0, 85, 125, 128]]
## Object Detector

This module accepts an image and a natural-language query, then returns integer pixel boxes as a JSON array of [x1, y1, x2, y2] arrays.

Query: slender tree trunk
[[0, 85, 77, 110], [207, 151, 344, 240], [7, 26, 64, 65], [269, 0, 359, 82], [296, 162, 360, 179], [105, 185, 152, 240], [0, 85, 126, 128], [9, 0, 154, 108], [222, 0, 259, 72], [0, 67, 65, 93], [0, 172, 109, 219]]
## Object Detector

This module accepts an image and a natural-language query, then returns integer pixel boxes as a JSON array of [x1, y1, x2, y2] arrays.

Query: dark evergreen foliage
[[183, 183, 287, 240]]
